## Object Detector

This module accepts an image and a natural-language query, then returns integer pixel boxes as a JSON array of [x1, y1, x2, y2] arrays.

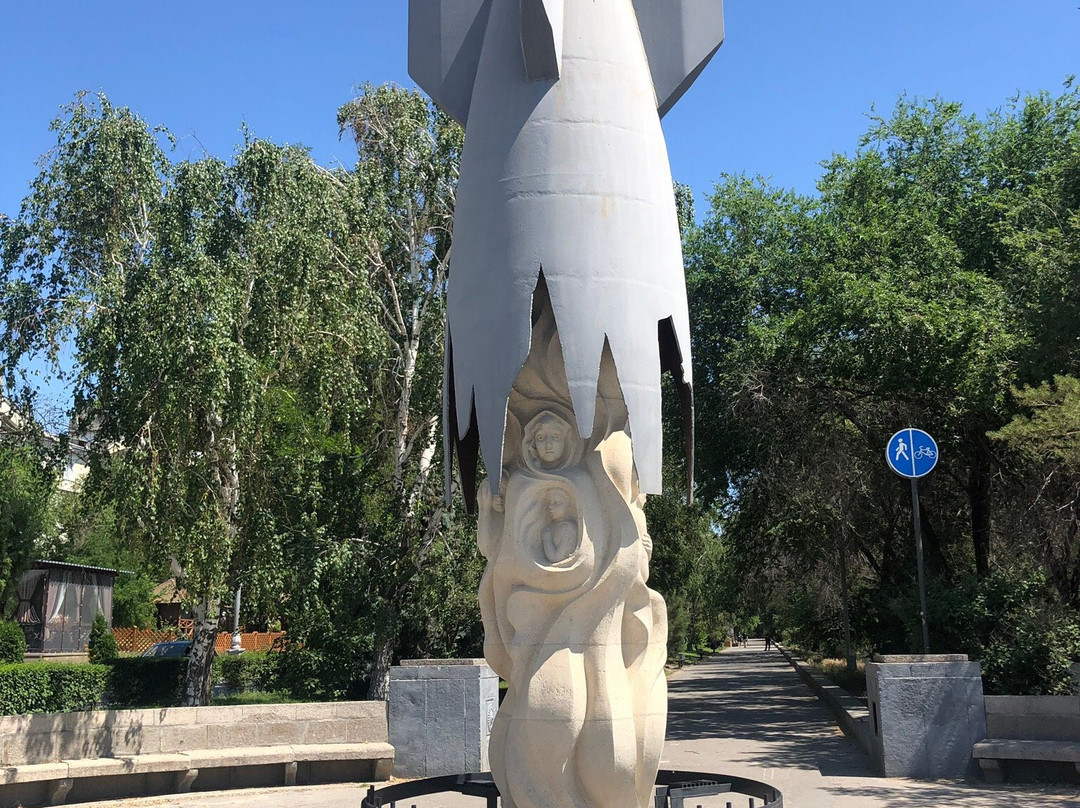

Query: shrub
[[880, 568, 1080, 694], [778, 587, 844, 659], [0, 663, 108, 715], [87, 613, 118, 664], [815, 658, 867, 697], [980, 599, 1080, 695], [0, 621, 26, 664], [274, 640, 367, 701], [105, 657, 186, 707], [216, 652, 276, 692]]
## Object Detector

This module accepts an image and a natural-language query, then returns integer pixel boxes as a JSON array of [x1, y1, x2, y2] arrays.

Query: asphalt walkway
[[662, 640, 1080, 807], [74, 641, 1080, 808]]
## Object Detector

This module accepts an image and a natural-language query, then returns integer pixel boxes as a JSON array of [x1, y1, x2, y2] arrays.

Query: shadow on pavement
[[666, 647, 874, 776], [825, 781, 1080, 807]]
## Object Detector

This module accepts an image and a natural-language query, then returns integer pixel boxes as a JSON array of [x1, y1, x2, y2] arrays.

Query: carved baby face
[[546, 489, 572, 522]]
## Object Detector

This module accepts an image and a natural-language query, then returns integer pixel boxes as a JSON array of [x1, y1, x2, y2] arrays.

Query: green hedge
[[105, 657, 186, 708], [0, 663, 109, 715]]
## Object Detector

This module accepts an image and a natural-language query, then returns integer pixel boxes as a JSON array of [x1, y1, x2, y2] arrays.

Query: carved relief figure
[[539, 487, 578, 565], [474, 306, 668, 808]]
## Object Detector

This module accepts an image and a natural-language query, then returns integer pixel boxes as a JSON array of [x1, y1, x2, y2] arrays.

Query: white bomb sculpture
[[408, 2, 724, 806]]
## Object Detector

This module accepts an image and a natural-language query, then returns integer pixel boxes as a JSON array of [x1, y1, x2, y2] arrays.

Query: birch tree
[[0, 93, 380, 703], [336, 85, 463, 698]]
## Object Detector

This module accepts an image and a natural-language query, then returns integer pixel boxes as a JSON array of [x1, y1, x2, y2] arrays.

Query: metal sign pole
[[910, 478, 930, 654]]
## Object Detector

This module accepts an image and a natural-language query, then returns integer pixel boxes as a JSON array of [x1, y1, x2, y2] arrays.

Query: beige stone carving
[[477, 298, 667, 808]]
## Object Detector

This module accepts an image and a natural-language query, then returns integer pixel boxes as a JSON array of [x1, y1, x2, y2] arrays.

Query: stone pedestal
[[388, 659, 499, 778], [866, 654, 987, 779]]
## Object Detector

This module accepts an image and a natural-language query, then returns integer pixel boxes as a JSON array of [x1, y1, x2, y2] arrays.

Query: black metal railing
[[362, 770, 782, 808]]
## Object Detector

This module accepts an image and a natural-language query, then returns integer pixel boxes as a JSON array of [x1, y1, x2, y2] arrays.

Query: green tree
[[645, 491, 729, 656], [1, 93, 381, 704], [332, 84, 466, 697], [227, 85, 475, 699], [0, 442, 54, 612], [87, 611, 118, 663], [112, 575, 158, 629], [990, 376, 1080, 605], [685, 82, 1080, 685]]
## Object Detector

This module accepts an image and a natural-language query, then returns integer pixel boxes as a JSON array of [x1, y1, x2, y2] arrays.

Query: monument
[[408, 2, 725, 806]]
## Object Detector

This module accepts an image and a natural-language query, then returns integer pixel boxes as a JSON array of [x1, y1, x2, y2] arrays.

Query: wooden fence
[[213, 631, 285, 653], [112, 627, 177, 653], [113, 627, 285, 655]]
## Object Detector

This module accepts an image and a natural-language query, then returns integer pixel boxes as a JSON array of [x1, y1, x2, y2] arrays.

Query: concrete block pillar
[[866, 654, 987, 779], [388, 658, 499, 778]]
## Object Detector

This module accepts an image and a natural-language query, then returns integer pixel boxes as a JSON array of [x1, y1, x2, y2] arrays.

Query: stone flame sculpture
[[408, 2, 724, 806]]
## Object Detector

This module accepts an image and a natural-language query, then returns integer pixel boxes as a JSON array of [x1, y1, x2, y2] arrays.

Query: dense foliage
[[686, 81, 1080, 691], [104, 657, 187, 708], [0, 442, 54, 613], [0, 87, 479, 704], [216, 651, 274, 693]]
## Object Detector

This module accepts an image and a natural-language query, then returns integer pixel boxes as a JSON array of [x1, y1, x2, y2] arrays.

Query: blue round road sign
[[886, 428, 939, 478]]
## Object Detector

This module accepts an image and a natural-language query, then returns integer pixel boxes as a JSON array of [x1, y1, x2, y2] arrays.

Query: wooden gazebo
[[15, 560, 118, 654]]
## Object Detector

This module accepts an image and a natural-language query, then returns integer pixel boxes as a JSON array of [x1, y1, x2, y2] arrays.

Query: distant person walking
[[764, 633, 773, 651]]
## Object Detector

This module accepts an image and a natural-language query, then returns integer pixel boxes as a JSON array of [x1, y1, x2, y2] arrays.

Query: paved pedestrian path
[[662, 640, 1080, 807], [73, 641, 1080, 808]]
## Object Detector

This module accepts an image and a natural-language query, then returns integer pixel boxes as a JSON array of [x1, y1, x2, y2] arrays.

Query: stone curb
[[776, 645, 873, 755]]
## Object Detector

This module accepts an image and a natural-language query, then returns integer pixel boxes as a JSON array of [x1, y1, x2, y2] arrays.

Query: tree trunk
[[181, 597, 220, 706], [180, 415, 239, 707], [839, 547, 855, 674], [918, 496, 950, 580], [967, 434, 993, 578], [366, 633, 395, 700], [1059, 492, 1080, 608]]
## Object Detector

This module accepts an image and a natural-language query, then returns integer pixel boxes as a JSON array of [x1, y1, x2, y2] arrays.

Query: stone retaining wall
[[0, 702, 387, 767], [984, 695, 1080, 741]]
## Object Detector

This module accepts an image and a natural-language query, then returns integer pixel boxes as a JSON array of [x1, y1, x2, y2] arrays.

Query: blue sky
[[1, 1, 1077, 410], [3, 1, 1077, 219]]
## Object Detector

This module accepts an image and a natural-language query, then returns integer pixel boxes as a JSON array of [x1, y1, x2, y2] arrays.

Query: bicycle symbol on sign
[[914, 446, 936, 460]]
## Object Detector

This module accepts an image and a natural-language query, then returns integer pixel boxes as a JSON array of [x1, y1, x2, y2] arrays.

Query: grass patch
[[812, 658, 867, 697], [665, 646, 720, 670], [211, 690, 295, 705]]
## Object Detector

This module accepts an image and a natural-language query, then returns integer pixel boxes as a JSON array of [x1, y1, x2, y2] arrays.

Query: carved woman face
[[534, 421, 567, 464], [524, 411, 575, 470]]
